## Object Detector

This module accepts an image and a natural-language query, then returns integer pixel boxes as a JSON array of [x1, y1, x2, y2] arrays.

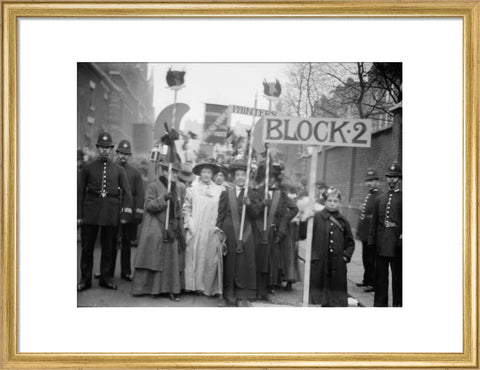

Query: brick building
[[77, 63, 154, 157], [290, 107, 402, 225]]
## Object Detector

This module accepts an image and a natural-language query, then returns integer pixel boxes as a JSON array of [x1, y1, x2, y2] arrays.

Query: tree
[[369, 62, 402, 104], [281, 62, 400, 120]]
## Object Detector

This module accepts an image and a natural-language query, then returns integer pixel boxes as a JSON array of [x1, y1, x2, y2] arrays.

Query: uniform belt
[[360, 214, 372, 220], [87, 189, 119, 198], [384, 221, 399, 228]]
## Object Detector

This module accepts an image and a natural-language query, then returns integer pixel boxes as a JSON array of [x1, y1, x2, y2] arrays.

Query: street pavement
[[78, 235, 389, 307]]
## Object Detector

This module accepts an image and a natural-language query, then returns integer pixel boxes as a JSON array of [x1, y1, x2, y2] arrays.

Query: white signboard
[[262, 116, 372, 148], [230, 104, 277, 117]]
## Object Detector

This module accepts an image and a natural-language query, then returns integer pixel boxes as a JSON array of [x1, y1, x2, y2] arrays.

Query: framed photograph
[[2, 1, 478, 368]]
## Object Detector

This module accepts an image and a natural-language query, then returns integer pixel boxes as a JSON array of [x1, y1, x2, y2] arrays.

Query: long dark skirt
[[282, 222, 298, 283]]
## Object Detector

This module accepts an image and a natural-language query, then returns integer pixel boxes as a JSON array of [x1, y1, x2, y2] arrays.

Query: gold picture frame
[[1, 1, 478, 368]]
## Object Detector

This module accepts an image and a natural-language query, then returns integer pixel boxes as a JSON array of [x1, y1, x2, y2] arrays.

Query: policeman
[[356, 169, 381, 292], [368, 162, 402, 307], [112, 139, 145, 281], [77, 132, 133, 291]]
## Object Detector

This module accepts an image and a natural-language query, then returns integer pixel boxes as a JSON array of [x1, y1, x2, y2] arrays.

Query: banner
[[203, 103, 230, 144], [263, 116, 372, 148], [230, 104, 277, 117]]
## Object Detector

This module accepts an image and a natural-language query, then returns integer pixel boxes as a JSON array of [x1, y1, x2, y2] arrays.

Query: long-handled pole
[[239, 92, 258, 241], [263, 99, 273, 231], [302, 146, 320, 307], [263, 146, 270, 231], [165, 89, 178, 231]]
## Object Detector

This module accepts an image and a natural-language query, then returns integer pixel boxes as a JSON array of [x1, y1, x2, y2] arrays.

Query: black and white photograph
[[77, 62, 402, 308]]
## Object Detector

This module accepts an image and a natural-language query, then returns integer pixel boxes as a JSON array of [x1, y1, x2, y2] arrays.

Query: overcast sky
[[151, 63, 290, 131]]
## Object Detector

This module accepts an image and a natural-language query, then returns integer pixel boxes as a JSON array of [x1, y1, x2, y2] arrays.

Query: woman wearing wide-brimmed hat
[[213, 164, 231, 190], [216, 159, 263, 306], [183, 158, 224, 296]]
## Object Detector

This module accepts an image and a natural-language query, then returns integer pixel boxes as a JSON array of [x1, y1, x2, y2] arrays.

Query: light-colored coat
[[183, 180, 223, 295]]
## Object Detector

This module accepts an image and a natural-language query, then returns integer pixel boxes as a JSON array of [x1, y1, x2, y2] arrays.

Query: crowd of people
[[77, 131, 402, 307]]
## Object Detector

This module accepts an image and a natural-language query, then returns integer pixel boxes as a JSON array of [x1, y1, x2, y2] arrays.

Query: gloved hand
[[164, 192, 173, 201], [163, 228, 176, 242], [274, 230, 286, 244], [262, 198, 271, 208]]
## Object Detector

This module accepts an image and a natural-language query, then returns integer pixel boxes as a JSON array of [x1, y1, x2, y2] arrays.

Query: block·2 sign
[[263, 116, 372, 148]]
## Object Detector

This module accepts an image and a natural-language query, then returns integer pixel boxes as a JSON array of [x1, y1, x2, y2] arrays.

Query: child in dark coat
[[299, 187, 355, 306]]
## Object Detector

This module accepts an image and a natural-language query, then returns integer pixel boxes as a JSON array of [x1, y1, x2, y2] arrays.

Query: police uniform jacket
[[356, 187, 381, 241], [78, 158, 133, 226], [368, 189, 402, 257], [120, 163, 145, 224]]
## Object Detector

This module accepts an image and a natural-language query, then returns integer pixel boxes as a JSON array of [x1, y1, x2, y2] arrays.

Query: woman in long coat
[[131, 162, 183, 301], [183, 159, 223, 296], [299, 187, 355, 306], [254, 162, 298, 299], [216, 159, 262, 306]]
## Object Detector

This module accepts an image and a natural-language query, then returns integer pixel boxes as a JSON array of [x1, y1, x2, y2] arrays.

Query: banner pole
[[165, 88, 178, 231], [302, 145, 320, 307], [263, 99, 274, 231], [239, 92, 258, 241]]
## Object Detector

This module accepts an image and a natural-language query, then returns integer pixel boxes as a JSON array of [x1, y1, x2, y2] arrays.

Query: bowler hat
[[178, 163, 196, 183]]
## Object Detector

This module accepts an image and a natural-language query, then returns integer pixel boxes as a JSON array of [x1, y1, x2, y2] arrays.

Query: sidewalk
[[295, 238, 374, 307], [78, 237, 377, 307], [250, 239, 373, 307]]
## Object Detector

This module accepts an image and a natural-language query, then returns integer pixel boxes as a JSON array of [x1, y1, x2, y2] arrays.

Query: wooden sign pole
[[239, 92, 258, 241], [263, 99, 274, 231], [165, 88, 178, 231], [302, 146, 320, 307]]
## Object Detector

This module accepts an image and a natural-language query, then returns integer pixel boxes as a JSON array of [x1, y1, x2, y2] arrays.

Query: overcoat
[[254, 187, 298, 287], [299, 208, 355, 306], [183, 180, 223, 295], [77, 158, 132, 226], [216, 187, 262, 298], [132, 177, 183, 295], [281, 195, 300, 283]]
